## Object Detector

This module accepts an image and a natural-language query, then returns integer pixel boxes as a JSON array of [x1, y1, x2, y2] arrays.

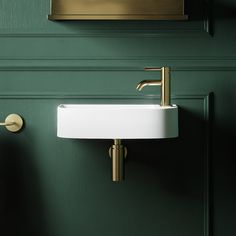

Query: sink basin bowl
[[57, 104, 178, 139]]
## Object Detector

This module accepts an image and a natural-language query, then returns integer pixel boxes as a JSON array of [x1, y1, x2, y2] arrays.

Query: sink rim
[[57, 104, 178, 139], [58, 104, 177, 109]]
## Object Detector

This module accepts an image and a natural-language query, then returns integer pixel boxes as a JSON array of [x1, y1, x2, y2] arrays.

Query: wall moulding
[[0, 92, 213, 236], [0, 57, 235, 71]]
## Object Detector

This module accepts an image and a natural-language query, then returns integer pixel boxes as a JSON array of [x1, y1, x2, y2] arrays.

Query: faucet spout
[[136, 80, 162, 91]]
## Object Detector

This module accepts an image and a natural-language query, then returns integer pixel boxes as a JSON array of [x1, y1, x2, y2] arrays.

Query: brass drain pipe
[[109, 139, 127, 182]]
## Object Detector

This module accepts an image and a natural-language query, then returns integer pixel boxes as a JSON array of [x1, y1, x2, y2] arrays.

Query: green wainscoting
[[0, 95, 210, 236], [0, 0, 236, 236]]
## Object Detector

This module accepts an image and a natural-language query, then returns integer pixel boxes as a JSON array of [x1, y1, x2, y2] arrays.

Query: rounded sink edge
[[57, 135, 179, 139], [58, 104, 178, 110]]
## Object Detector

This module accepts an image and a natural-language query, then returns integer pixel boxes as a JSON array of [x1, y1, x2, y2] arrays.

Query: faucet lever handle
[[144, 67, 163, 71]]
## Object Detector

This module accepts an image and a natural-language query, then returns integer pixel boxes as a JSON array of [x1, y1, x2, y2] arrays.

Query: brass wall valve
[[0, 114, 24, 132]]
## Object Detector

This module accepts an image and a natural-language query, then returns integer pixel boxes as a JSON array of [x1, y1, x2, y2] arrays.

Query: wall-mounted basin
[[57, 104, 178, 139], [57, 67, 178, 182]]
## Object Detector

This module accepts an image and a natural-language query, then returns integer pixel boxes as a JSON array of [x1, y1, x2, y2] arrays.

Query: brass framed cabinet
[[48, 0, 188, 20]]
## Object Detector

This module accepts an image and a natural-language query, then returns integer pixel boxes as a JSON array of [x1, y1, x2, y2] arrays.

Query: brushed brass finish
[[109, 146, 127, 159], [0, 114, 24, 132], [48, 14, 188, 20], [48, 0, 188, 20], [109, 139, 127, 182], [137, 67, 171, 106]]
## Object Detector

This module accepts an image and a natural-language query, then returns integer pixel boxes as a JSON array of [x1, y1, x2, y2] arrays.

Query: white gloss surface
[[57, 104, 178, 139]]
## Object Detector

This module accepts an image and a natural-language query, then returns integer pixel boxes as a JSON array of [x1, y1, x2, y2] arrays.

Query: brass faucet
[[108, 67, 171, 182], [137, 67, 171, 106]]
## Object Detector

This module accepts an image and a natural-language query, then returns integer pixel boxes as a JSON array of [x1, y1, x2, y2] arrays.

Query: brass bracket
[[0, 114, 24, 132]]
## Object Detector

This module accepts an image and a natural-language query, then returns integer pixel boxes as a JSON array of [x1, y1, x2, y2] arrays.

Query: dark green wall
[[0, 0, 235, 235]]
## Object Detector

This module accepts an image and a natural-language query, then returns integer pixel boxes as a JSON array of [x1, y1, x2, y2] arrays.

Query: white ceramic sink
[[57, 104, 178, 139]]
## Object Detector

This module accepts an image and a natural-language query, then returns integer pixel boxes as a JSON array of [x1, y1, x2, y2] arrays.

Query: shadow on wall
[[125, 106, 207, 197], [0, 137, 49, 236], [74, 106, 209, 198], [214, 1, 236, 18]]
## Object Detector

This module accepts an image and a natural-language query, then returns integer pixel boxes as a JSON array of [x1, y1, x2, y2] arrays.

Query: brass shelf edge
[[48, 14, 188, 21]]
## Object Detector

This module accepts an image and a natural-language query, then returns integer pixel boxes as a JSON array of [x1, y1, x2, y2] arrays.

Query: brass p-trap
[[109, 139, 127, 182], [0, 114, 24, 132]]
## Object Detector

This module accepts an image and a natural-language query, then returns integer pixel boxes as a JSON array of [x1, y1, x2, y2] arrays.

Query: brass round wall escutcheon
[[4, 114, 24, 132]]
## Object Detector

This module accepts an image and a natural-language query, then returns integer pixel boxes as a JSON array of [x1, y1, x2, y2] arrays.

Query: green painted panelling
[[0, 0, 236, 235], [0, 70, 236, 96], [0, 36, 236, 59], [0, 97, 207, 236]]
